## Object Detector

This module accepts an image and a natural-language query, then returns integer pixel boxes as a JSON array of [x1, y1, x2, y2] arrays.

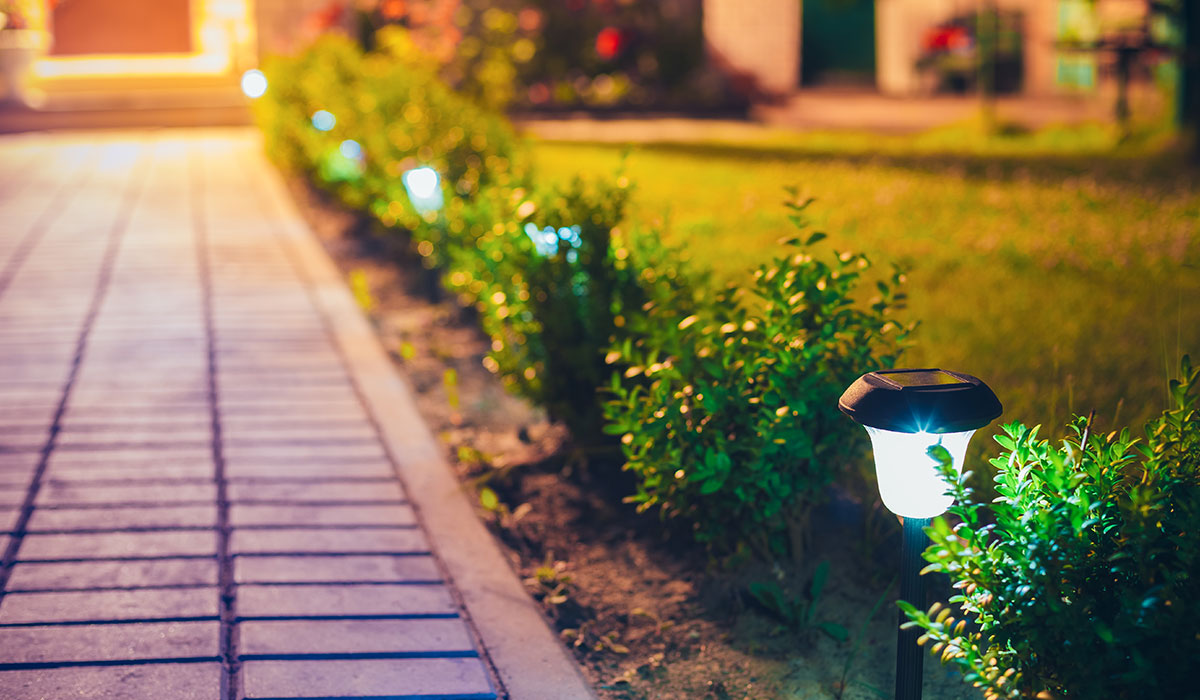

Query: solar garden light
[[402, 166, 443, 216], [838, 369, 1001, 700]]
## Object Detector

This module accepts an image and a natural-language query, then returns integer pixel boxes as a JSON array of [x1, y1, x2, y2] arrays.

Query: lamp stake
[[897, 516, 931, 700]]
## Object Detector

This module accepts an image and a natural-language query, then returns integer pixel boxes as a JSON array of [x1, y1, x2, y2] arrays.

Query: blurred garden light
[[311, 110, 336, 132], [401, 166, 443, 215], [240, 69, 268, 99], [523, 223, 582, 261], [338, 139, 363, 161], [839, 369, 1001, 700]]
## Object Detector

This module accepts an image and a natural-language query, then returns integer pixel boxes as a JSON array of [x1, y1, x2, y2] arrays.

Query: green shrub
[[443, 176, 694, 446], [901, 356, 1200, 700], [253, 27, 529, 244], [605, 198, 912, 560], [255, 33, 365, 182]]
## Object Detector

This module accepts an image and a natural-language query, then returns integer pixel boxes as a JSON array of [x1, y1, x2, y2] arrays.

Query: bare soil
[[287, 179, 977, 700]]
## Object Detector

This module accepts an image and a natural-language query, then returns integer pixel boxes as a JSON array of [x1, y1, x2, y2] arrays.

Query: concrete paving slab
[[229, 528, 429, 555], [230, 504, 417, 528], [239, 618, 476, 657], [18, 530, 218, 561], [226, 480, 405, 503], [233, 554, 440, 584], [0, 587, 219, 623], [0, 621, 220, 663], [236, 583, 458, 619], [36, 482, 218, 506], [7, 558, 218, 591], [0, 662, 221, 700], [27, 504, 217, 531], [240, 658, 495, 699], [223, 460, 394, 480]]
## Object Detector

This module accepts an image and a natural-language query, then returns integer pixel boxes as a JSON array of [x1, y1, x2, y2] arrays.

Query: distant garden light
[[524, 223, 582, 261], [311, 110, 336, 132], [839, 368, 1001, 700], [240, 69, 268, 99], [339, 139, 363, 161], [401, 166, 443, 215]]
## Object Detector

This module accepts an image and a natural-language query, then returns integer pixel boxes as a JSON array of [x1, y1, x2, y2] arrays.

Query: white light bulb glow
[[339, 139, 363, 161], [311, 110, 336, 132], [403, 167, 440, 199], [402, 167, 443, 215], [864, 426, 975, 519], [240, 69, 268, 99]]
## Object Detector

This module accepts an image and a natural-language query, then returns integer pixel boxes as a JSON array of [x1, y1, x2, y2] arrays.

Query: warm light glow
[[865, 427, 975, 518], [34, 53, 230, 78], [402, 167, 443, 215], [311, 110, 336, 131], [32, 0, 255, 80], [241, 69, 268, 98]]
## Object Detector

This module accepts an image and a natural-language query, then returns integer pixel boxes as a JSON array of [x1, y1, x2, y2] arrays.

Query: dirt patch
[[286, 179, 977, 700]]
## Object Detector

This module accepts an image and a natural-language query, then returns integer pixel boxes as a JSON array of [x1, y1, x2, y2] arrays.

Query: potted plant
[[0, 0, 48, 106]]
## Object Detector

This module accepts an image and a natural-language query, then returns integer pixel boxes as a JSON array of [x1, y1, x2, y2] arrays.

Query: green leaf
[[478, 487, 499, 512]]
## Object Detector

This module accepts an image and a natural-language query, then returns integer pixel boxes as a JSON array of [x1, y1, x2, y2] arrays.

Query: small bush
[[605, 197, 912, 560], [444, 176, 695, 446], [901, 356, 1200, 700]]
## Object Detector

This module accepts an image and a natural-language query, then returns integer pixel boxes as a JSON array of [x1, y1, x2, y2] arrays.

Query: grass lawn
[[531, 126, 1200, 450]]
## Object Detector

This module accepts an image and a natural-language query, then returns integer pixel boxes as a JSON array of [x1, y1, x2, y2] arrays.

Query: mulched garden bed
[[286, 177, 976, 700]]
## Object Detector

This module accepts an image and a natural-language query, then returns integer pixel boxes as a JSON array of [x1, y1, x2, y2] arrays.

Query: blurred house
[[0, 0, 1167, 130], [0, 0, 334, 127], [703, 0, 1158, 99]]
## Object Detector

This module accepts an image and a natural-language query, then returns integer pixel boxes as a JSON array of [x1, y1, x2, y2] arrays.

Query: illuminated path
[[0, 130, 592, 700]]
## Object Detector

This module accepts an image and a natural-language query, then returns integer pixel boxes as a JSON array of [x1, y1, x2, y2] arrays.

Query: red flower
[[922, 25, 970, 53], [595, 26, 624, 61]]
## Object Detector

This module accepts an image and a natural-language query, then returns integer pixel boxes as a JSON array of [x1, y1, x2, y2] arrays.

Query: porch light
[[839, 368, 1001, 700]]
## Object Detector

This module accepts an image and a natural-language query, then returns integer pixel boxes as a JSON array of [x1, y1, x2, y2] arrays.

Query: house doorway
[[801, 0, 876, 87], [50, 0, 193, 56]]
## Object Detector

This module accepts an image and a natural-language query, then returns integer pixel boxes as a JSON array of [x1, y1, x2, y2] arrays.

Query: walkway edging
[[255, 151, 597, 700]]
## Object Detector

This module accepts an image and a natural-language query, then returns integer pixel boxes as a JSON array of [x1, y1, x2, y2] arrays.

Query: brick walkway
[[0, 130, 587, 699]]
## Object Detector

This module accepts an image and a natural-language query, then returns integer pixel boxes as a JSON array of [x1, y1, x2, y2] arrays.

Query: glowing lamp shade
[[865, 427, 974, 518], [840, 369, 1002, 519], [402, 167, 443, 214], [241, 69, 268, 99]]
